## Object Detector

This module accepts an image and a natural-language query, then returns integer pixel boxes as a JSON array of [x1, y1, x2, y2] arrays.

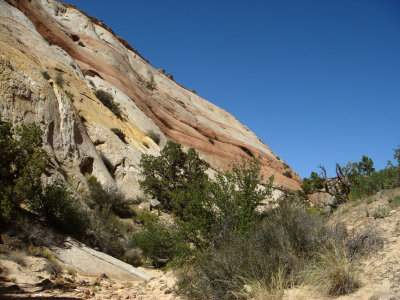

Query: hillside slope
[[0, 0, 301, 197]]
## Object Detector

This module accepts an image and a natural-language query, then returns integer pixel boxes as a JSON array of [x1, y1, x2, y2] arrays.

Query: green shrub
[[29, 181, 89, 236], [0, 119, 48, 223], [372, 206, 391, 219], [389, 195, 400, 209], [139, 141, 210, 214], [87, 207, 125, 258], [94, 89, 123, 119], [110, 128, 126, 143], [130, 222, 191, 266], [65, 91, 74, 101], [86, 175, 134, 218], [350, 166, 399, 200], [146, 76, 156, 90], [133, 208, 158, 226], [176, 199, 346, 299], [41, 71, 50, 80], [139, 141, 273, 251], [67, 268, 77, 276], [78, 41, 85, 47], [54, 72, 64, 86], [146, 129, 160, 145], [283, 171, 292, 178], [211, 158, 273, 235]]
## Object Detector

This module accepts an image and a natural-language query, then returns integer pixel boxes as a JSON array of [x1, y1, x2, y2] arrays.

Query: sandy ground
[[0, 256, 182, 300]]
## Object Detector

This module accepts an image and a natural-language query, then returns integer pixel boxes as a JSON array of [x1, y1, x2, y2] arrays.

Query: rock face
[[0, 0, 301, 198], [54, 238, 152, 281]]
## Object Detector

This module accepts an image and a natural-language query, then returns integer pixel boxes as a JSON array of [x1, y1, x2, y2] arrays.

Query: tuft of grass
[[123, 248, 143, 267], [133, 208, 158, 226], [366, 196, 375, 204], [146, 76, 156, 90], [28, 246, 57, 264], [110, 128, 126, 143], [7, 250, 27, 266], [388, 195, 400, 209], [146, 130, 160, 145], [0, 263, 9, 277], [235, 267, 287, 300], [54, 72, 64, 86], [95, 89, 123, 119], [346, 228, 384, 259], [65, 91, 74, 101], [41, 71, 50, 80], [304, 242, 360, 296], [45, 261, 63, 277], [372, 206, 391, 219], [67, 267, 77, 276]]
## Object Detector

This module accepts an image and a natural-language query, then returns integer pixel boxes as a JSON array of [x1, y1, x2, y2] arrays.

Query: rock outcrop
[[0, 0, 301, 198]]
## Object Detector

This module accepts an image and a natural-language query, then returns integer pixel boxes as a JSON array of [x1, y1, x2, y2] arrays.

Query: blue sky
[[66, 0, 400, 178]]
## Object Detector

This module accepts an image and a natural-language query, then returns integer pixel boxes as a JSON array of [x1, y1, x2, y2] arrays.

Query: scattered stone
[[164, 288, 173, 294], [2, 284, 24, 293], [36, 278, 53, 290]]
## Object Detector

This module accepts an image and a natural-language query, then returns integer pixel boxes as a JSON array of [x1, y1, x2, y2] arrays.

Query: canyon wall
[[0, 0, 301, 199]]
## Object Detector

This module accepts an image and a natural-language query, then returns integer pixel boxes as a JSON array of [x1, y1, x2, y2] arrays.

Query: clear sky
[[66, 0, 400, 178]]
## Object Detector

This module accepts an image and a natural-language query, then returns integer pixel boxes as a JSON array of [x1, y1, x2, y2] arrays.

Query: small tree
[[139, 141, 273, 249], [139, 141, 211, 215], [302, 155, 376, 204], [212, 158, 273, 234], [0, 119, 48, 222]]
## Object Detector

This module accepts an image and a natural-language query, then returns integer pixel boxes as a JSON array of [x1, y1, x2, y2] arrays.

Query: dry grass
[[0, 263, 9, 277], [235, 267, 287, 300], [372, 206, 391, 219], [304, 241, 360, 296], [67, 267, 77, 276], [28, 246, 63, 277], [28, 246, 57, 264], [6, 250, 27, 267]]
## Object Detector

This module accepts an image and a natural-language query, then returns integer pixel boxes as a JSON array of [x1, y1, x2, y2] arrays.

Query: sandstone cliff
[[0, 0, 301, 198]]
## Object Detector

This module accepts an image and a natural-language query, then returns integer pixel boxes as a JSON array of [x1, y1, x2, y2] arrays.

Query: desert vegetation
[[110, 127, 127, 143], [146, 129, 161, 145], [302, 151, 400, 206], [133, 141, 400, 298], [94, 89, 123, 119], [1, 114, 399, 299]]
